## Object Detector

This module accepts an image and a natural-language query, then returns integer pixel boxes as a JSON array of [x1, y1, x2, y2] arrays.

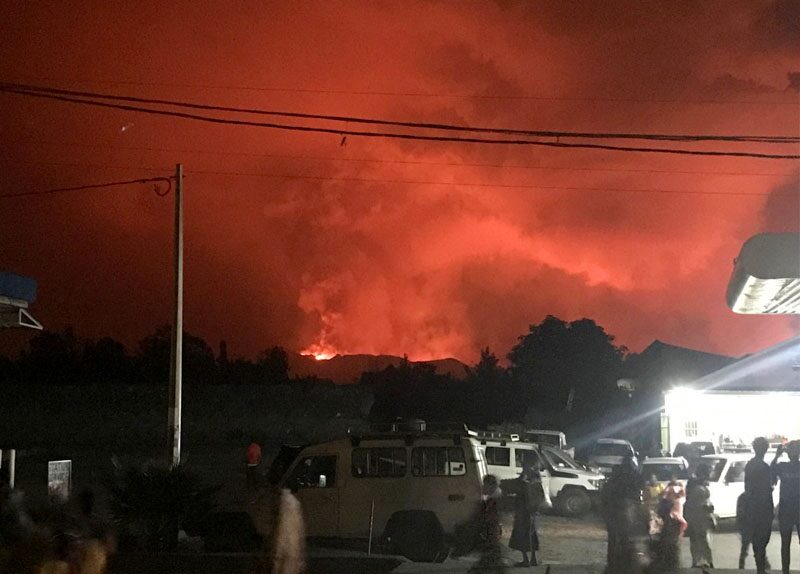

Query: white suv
[[480, 437, 604, 516]]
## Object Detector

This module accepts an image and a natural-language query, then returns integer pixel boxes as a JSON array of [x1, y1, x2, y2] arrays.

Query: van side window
[[286, 455, 337, 490], [411, 447, 467, 476], [486, 447, 511, 467], [515, 449, 542, 470], [352, 448, 407, 477]]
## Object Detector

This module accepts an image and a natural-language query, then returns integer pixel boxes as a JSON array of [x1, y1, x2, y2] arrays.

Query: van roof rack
[[347, 420, 474, 446], [471, 430, 521, 446]]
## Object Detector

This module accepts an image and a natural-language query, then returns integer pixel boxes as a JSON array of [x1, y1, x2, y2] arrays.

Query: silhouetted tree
[[508, 316, 626, 418], [136, 326, 217, 384], [19, 327, 82, 384], [257, 346, 289, 384], [466, 348, 520, 426], [82, 336, 130, 382]]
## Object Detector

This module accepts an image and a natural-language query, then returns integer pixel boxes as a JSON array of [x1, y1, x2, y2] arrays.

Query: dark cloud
[[1, 1, 798, 362]]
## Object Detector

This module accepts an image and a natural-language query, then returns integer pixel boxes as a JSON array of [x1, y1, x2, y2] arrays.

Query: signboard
[[48, 460, 72, 502]]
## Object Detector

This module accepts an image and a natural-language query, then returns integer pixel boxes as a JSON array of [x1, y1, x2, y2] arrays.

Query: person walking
[[685, 464, 714, 568], [246, 441, 263, 491], [470, 474, 505, 574], [509, 458, 544, 567], [602, 454, 643, 574], [771, 440, 800, 574], [744, 436, 774, 574]]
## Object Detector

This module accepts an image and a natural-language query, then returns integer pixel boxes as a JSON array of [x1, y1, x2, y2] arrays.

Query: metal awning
[[0, 272, 42, 330], [0, 295, 43, 330], [726, 233, 800, 314]]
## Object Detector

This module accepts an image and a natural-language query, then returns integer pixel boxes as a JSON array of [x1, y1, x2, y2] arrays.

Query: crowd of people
[[602, 437, 800, 574]]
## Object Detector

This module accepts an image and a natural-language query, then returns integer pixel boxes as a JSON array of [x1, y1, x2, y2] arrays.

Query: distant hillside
[[287, 353, 469, 384]]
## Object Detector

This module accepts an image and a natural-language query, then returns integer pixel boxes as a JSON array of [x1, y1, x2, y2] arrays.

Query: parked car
[[641, 457, 690, 486], [479, 434, 604, 517], [277, 427, 487, 561], [587, 438, 637, 476], [697, 452, 780, 520]]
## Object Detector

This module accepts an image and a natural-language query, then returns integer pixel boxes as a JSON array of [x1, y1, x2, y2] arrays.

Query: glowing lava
[[300, 343, 338, 361]]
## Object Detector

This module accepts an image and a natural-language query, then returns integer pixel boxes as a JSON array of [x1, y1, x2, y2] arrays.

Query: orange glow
[[301, 343, 339, 361]]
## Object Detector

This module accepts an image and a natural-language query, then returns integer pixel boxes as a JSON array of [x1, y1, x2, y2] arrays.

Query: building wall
[[663, 391, 800, 453]]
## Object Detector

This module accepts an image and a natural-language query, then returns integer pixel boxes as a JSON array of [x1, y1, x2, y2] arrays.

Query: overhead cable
[[0, 176, 173, 199], [1, 82, 797, 144], [1, 87, 798, 160]]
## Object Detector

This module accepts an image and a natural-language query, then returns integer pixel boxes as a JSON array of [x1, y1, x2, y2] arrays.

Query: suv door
[[707, 459, 745, 518], [285, 455, 339, 537]]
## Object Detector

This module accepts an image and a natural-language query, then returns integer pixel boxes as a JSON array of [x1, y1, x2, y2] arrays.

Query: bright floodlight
[[727, 233, 800, 314]]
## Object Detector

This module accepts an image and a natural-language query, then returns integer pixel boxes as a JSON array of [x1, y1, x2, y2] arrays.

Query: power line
[[12, 160, 798, 199], [19, 139, 797, 178], [12, 76, 800, 107], [0, 176, 173, 199], [2, 82, 797, 144], [2, 86, 798, 160]]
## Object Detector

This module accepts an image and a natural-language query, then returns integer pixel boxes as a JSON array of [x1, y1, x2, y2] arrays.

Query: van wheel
[[557, 489, 591, 517], [382, 510, 445, 562]]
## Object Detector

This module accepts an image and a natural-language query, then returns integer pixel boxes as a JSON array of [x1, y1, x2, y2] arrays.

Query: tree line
[[1, 315, 645, 432]]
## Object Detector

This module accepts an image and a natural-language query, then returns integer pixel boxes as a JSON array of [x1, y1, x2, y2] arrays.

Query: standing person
[[509, 458, 544, 567], [246, 441, 263, 491], [771, 440, 800, 574], [685, 464, 714, 568], [738, 491, 772, 570], [744, 436, 774, 574], [601, 454, 643, 574], [470, 475, 505, 574]]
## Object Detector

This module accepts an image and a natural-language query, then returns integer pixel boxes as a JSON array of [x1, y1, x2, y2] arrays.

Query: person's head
[[482, 474, 499, 496], [787, 440, 800, 462], [695, 463, 710, 481], [752, 436, 769, 457], [649, 474, 658, 484]]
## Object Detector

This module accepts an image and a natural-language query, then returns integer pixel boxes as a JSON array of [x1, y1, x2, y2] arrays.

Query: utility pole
[[168, 163, 184, 468]]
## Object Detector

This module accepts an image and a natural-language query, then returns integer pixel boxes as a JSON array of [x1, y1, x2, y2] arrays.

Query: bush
[[106, 462, 219, 552]]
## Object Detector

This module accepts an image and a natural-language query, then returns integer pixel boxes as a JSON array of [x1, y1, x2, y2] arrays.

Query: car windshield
[[593, 443, 630, 457], [529, 433, 561, 447], [643, 462, 688, 481], [543, 447, 581, 470]]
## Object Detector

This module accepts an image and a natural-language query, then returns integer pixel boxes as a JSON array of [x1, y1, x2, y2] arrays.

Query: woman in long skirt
[[509, 460, 543, 567]]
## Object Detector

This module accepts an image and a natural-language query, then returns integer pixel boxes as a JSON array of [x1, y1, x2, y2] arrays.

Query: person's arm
[[770, 445, 784, 484]]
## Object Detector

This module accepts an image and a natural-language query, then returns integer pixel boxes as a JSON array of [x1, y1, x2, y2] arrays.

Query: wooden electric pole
[[168, 163, 184, 468]]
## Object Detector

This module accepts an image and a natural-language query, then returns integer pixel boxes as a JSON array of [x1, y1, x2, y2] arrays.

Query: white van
[[478, 435, 604, 516], [278, 429, 487, 561]]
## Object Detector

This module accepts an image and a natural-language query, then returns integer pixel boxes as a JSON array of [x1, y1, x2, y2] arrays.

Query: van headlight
[[588, 478, 604, 489]]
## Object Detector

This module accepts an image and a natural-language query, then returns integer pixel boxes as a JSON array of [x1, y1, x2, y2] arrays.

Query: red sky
[[1, 1, 798, 363]]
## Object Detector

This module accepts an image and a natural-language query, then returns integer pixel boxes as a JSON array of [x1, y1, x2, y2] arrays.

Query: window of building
[[411, 447, 467, 476], [685, 421, 698, 438], [351, 448, 407, 477], [485, 446, 511, 467]]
